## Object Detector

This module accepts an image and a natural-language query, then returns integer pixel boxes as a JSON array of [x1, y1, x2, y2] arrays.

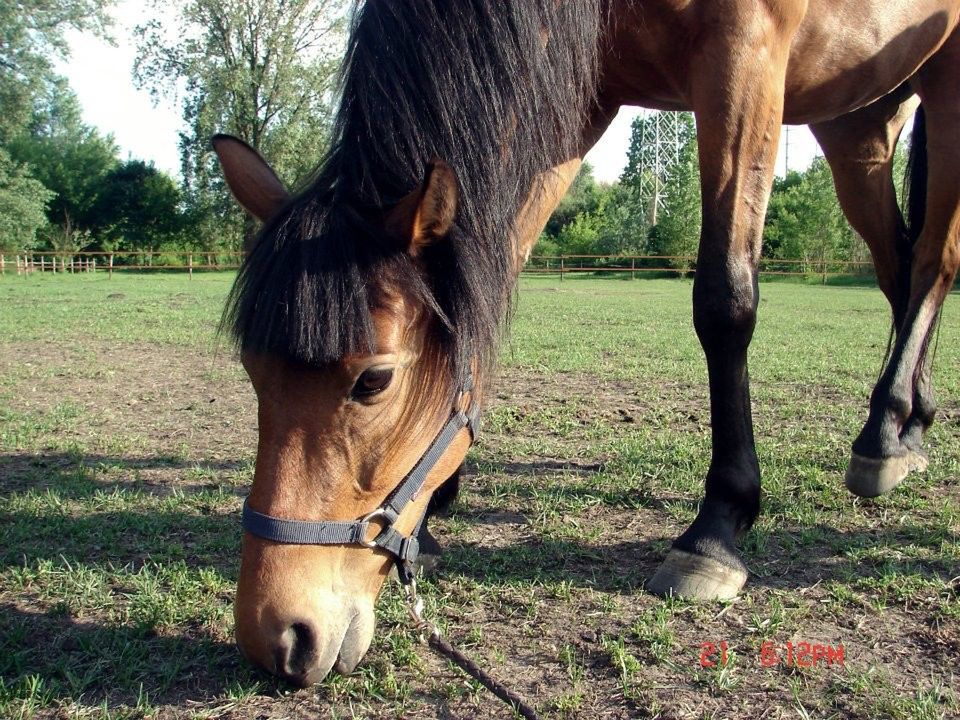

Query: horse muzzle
[[236, 591, 377, 686]]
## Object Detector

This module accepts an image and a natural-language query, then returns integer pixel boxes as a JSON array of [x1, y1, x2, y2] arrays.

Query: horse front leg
[[648, 6, 800, 600]]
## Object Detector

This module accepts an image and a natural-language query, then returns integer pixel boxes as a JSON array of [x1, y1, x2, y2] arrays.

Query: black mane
[[223, 0, 604, 387]]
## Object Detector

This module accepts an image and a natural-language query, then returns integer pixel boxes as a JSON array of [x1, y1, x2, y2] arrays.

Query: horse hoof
[[845, 450, 927, 498], [647, 549, 747, 600]]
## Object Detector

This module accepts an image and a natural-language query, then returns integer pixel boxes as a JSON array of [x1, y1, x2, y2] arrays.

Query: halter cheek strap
[[241, 381, 480, 585]]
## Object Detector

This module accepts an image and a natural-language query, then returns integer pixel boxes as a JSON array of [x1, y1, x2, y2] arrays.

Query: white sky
[[584, 106, 821, 182], [59, 2, 821, 184]]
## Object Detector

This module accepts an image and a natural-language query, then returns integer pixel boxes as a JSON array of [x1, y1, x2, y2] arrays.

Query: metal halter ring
[[357, 508, 392, 548]]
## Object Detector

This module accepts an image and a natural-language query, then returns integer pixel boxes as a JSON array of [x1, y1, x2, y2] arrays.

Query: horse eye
[[351, 366, 394, 399]]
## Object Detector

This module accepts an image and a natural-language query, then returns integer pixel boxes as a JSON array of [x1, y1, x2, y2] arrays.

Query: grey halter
[[241, 379, 479, 585]]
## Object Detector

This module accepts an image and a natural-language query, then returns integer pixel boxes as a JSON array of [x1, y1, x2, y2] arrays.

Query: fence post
[[0, 255, 4, 275], [631, 257, 635, 280], [560, 256, 564, 283], [109, 253, 114, 279], [188, 253, 193, 280]]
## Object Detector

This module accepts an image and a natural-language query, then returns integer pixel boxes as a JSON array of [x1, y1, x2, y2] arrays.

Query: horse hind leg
[[841, 37, 960, 497], [810, 89, 932, 497]]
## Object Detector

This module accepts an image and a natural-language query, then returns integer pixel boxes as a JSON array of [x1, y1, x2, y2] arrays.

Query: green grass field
[[1, 273, 958, 719]]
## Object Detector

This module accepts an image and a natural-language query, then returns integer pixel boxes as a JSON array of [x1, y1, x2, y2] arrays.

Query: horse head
[[213, 135, 475, 685]]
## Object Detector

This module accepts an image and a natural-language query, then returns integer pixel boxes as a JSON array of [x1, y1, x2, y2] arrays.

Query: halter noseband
[[241, 378, 479, 584]]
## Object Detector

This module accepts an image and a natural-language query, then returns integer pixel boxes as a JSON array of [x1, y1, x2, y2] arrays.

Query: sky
[[59, 2, 822, 184]]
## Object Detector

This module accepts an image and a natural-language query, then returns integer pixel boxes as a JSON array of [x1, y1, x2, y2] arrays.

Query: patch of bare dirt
[[1, 340, 958, 719]]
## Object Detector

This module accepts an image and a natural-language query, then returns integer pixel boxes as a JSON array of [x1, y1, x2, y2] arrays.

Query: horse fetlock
[[900, 417, 931, 455]]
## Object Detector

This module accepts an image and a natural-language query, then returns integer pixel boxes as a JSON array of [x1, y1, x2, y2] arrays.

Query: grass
[[0, 272, 958, 719]]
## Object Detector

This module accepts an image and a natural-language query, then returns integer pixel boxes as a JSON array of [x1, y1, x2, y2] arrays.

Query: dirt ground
[[1, 337, 958, 719]]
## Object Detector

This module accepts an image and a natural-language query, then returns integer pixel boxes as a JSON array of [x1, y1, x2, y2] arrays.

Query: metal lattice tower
[[633, 110, 688, 225]]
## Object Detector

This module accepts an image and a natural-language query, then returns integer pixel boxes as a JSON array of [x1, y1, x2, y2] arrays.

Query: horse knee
[[692, 264, 758, 350]]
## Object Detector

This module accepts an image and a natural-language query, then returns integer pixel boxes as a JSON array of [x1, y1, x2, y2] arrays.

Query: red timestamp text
[[699, 641, 845, 668]]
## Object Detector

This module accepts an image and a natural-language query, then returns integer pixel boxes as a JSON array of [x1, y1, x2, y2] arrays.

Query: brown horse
[[212, 0, 960, 686]]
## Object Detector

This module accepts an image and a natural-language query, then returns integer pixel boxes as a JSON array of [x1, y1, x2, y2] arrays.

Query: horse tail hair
[[878, 105, 929, 379], [901, 104, 941, 380], [904, 104, 927, 247]]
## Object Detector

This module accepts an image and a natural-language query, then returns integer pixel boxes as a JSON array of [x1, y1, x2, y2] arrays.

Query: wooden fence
[[524, 255, 874, 281], [0, 252, 244, 278], [0, 251, 876, 281]]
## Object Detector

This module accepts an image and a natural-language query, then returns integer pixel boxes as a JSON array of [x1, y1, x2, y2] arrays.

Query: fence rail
[[0, 251, 876, 281], [525, 255, 875, 281], [0, 251, 244, 278]]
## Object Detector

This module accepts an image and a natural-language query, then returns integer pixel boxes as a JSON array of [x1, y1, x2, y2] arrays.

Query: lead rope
[[404, 581, 541, 720]]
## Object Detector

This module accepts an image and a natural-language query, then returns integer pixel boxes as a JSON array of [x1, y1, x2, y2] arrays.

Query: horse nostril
[[274, 621, 319, 682]]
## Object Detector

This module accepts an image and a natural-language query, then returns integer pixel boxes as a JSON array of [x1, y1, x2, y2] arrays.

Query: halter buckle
[[357, 508, 391, 548]]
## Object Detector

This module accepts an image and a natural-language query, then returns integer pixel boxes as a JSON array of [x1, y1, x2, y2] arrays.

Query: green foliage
[[93, 160, 184, 252], [0, 149, 54, 252], [593, 184, 647, 255], [556, 210, 602, 256], [544, 162, 603, 238], [540, 112, 699, 261], [539, 178, 647, 257], [134, 0, 346, 248], [764, 156, 851, 270], [7, 88, 119, 249], [0, 0, 114, 144]]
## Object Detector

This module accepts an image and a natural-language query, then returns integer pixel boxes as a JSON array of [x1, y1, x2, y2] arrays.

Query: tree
[[765, 157, 851, 272], [93, 160, 184, 251], [543, 162, 603, 238], [0, 0, 114, 143], [7, 85, 118, 250], [134, 0, 346, 248], [763, 170, 803, 258], [0, 149, 54, 252], [556, 210, 602, 256], [620, 111, 700, 265], [594, 184, 648, 256]]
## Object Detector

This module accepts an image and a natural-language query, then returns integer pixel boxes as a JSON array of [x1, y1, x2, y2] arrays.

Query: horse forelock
[[222, 0, 606, 388]]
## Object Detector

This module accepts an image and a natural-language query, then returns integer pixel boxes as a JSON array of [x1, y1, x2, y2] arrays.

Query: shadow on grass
[[0, 451, 244, 576], [4, 451, 954, 594], [0, 603, 271, 708], [0, 506, 241, 577], [0, 451, 249, 500], [437, 523, 958, 595]]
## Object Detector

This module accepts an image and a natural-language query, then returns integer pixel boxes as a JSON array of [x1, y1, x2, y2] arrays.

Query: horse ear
[[211, 134, 290, 222], [386, 160, 459, 256]]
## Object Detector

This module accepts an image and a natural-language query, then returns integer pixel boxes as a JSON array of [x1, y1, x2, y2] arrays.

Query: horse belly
[[783, 0, 960, 123]]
